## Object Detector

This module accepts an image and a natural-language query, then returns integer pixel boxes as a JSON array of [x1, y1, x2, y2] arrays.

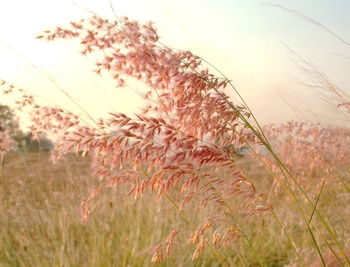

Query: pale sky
[[0, 0, 350, 129]]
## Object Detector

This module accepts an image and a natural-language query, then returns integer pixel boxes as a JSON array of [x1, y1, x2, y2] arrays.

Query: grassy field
[[0, 151, 349, 266]]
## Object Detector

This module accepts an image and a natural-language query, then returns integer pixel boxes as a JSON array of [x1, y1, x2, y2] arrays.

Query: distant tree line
[[0, 104, 53, 152]]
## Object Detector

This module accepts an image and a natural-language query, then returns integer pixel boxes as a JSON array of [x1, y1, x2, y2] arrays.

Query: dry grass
[[0, 152, 236, 266], [0, 151, 348, 266]]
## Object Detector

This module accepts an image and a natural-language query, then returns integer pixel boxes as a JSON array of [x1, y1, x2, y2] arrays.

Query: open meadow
[[0, 149, 349, 266]]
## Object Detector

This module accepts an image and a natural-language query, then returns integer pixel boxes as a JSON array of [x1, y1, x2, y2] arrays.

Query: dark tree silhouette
[[0, 104, 22, 144]]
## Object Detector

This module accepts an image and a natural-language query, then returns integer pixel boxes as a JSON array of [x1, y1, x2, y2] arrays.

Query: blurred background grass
[[0, 151, 348, 266]]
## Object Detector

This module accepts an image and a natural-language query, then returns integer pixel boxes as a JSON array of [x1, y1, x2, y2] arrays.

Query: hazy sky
[[0, 0, 349, 128]]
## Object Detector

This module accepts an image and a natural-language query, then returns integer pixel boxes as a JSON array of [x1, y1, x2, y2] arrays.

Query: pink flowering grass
[[1, 15, 269, 263], [258, 121, 350, 200], [1, 14, 349, 266]]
